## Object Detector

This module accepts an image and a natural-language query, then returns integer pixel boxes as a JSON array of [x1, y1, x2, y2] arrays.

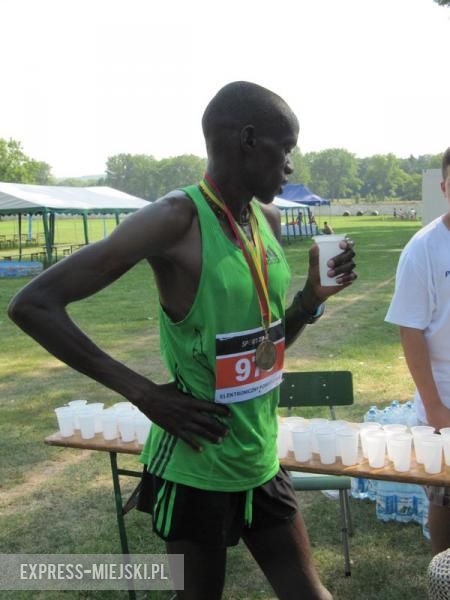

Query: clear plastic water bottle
[[376, 481, 397, 522], [422, 497, 431, 539], [396, 483, 415, 523], [351, 477, 369, 500], [364, 407, 380, 423]]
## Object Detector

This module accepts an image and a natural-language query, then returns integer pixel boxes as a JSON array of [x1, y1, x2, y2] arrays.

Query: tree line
[[0, 137, 443, 202]]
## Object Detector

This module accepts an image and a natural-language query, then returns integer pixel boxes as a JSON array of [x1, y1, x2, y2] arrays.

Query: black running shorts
[[136, 466, 298, 547]]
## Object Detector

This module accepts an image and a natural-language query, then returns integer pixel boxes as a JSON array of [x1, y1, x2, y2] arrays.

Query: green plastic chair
[[279, 371, 355, 576]]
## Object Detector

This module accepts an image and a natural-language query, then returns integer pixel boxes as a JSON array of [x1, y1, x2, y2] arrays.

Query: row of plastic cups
[[54, 400, 152, 444], [360, 423, 450, 473], [278, 418, 361, 466]]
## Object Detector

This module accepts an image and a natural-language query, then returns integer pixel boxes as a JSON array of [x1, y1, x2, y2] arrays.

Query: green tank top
[[139, 184, 291, 491]]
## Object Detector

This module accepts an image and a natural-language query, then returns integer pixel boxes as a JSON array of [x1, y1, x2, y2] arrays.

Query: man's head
[[202, 81, 299, 202], [441, 147, 450, 202]]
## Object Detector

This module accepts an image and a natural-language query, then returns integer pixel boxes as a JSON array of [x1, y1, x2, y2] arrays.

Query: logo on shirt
[[266, 246, 281, 265]]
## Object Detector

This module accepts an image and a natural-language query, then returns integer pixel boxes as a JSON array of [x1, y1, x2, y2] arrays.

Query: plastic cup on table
[[54, 407, 75, 438], [421, 435, 443, 474], [310, 420, 330, 453], [365, 431, 386, 468], [384, 425, 408, 461], [337, 428, 360, 466], [312, 234, 347, 286], [389, 433, 412, 472], [291, 426, 312, 462], [277, 422, 291, 459], [118, 413, 136, 443], [84, 402, 104, 433], [359, 422, 381, 458], [101, 409, 118, 441], [112, 402, 135, 413], [78, 409, 96, 440], [442, 435, 450, 467], [67, 399, 88, 429], [316, 427, 336, 465], [284, 417, 307, 451], [134, 411, 152, 445], [411, 426, 435, 464]]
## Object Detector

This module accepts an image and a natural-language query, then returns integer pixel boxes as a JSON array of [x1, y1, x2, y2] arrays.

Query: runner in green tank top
[[9, 81, 357, 600]]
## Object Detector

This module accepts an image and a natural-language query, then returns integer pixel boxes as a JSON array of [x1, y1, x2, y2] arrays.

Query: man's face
[[441, 166, 450, 204], [243, 116, 299, 204]]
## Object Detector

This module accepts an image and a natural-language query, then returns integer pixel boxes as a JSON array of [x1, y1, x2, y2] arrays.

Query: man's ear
[[441, 180, 446, 194], [240, 125, 256, 151]]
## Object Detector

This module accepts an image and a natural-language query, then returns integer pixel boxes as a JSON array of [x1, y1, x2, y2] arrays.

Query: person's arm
[[8, 194, 230, 450], [400, 326, 450, 429], [261, 203, 356, 348]]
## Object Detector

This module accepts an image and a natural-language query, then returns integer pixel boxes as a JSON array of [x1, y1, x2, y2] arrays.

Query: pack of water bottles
[[351, 399, 430, 539]]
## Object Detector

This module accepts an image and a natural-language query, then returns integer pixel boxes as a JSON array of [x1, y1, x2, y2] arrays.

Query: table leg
[[109, 452, 137, 600]]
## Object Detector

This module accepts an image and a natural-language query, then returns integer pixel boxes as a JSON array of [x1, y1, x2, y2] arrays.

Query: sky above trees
[[0, 0, 449, 177]]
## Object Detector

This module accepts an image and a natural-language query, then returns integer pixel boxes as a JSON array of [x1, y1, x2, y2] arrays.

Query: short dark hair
[[442, 147, 450, 179], [202, 81, 298, 144]]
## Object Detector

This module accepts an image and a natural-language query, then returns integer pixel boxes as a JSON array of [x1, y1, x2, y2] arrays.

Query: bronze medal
[[255, 338, 277, 371]]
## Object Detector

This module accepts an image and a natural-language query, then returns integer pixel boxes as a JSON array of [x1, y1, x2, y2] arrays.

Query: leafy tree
[[434, 0, 450, 6], [105, 153, 206, 200], [290, 147, 310, 185], [0, 138, 52, 184], [305, 149, 360, 199], [360, 154, 407, 199]]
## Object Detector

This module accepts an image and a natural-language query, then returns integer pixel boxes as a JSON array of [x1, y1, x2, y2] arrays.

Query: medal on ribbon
[[199, 176, 277, 371]]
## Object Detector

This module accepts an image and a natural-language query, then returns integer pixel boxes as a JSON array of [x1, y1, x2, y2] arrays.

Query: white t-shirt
[[385, 216, 450, 423]]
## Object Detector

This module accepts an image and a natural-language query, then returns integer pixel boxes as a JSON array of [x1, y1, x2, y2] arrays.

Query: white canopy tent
[[273, 196, 316, 240], [0, 182, 149, 263]]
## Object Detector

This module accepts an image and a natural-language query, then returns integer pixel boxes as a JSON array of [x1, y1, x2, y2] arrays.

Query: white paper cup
[[310, 420, 330, 453], [312, 234, 346, 286], [442, 435, 450, 467], [101, 411, 118, 440], [385, 426, 408, 461], [389, 433, 412, 472], [67, 400, 88, 429], [291, 426, 312, 462], [412, 426, 435, 464], [277, 423, 291, 459], [337, 428, 359, 466], [84, 403, 104, 433], [118, 414, 136, 443], [134, 412, 152, 445], [421, 435, 443, 474], [316, 428, 336, 464], [55, 407, 75, 437], [78, 409, 96, 439], [284, 417, 307, 451], [112, 402, 135, 412], [360, 423, 381, 458], [366, 431, 386, 468]]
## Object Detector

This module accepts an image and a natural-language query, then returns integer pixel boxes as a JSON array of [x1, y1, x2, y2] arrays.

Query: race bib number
[[215, 320, 285, 404]]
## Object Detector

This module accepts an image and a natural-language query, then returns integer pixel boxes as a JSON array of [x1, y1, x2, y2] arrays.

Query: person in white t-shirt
[[386, 147, 450, 555]]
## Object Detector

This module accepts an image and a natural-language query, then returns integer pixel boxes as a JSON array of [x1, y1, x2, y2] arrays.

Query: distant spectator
[[322, 221, 334, 235], [393, 207, 397, 218]]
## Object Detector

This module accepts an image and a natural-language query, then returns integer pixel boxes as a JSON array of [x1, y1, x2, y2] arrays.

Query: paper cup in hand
[[312, 234, 346, 286]]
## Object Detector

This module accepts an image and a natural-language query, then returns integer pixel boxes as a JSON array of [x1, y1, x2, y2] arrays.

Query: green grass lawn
[[0, 215, 431, 599]]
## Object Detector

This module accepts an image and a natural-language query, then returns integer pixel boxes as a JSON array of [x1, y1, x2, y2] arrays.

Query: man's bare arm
[[400, 326, 450, 429], [8, 194, 230, 450]]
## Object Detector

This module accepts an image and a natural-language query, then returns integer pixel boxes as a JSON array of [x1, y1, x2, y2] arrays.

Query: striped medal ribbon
[[199, 175, 276, 371]]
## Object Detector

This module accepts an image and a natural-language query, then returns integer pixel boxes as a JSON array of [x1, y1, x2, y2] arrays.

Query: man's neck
[[205, 166, 253, 224]]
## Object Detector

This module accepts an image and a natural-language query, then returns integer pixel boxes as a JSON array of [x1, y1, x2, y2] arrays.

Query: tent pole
[[28, 214, 33, 242], [42, 210, 52, 265], [82, 213, 89, 245], [49, 213, 55, 247], [115, 213, 120, 226], [18, 213, 22, 260]]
